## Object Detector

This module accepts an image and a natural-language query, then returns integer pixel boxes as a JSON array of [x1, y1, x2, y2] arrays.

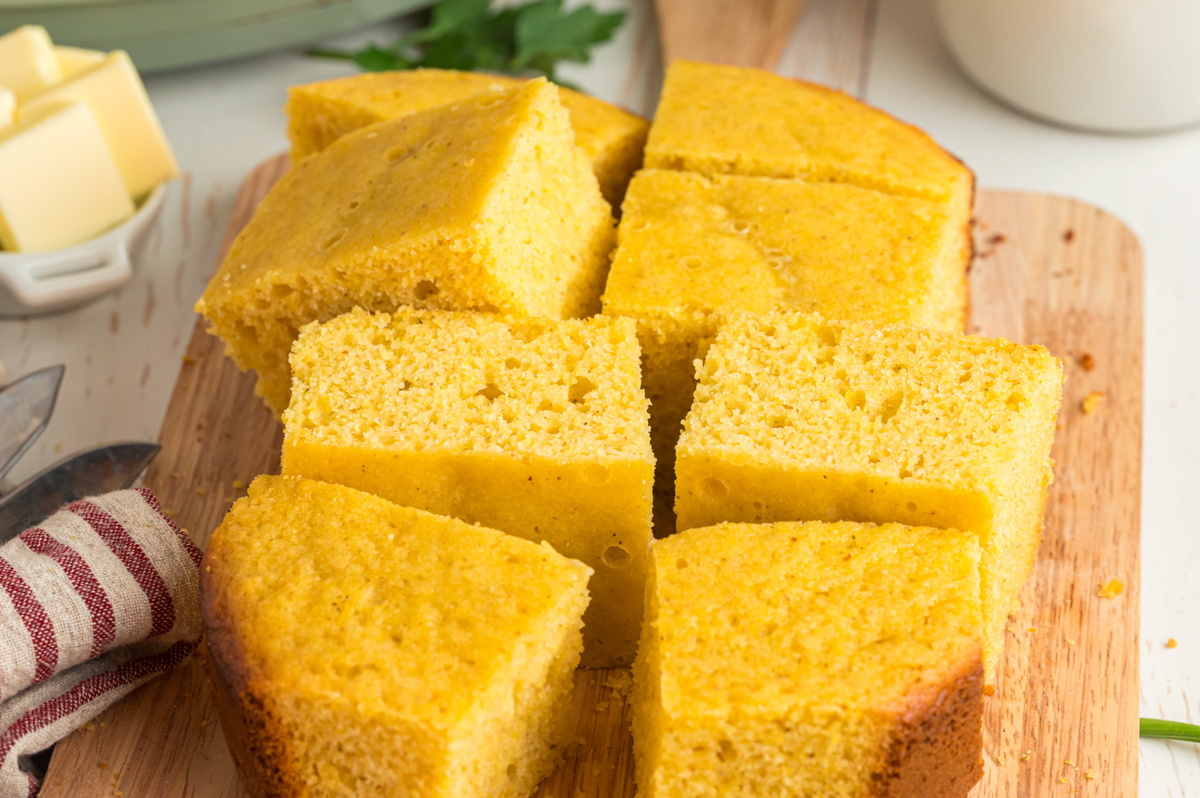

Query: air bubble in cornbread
[[601, 168, 965, 481], [675, 311, 1062, 680], [203, 475, 591, 798], [286, 68, 649, 206], [197, 79, 615, 414], [633, 520, 984, 798], [282, 308, 654, 667]]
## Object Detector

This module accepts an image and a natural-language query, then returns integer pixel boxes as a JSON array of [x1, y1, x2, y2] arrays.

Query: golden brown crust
[[201, 548, 301, 798], [871, 648, 984, 798]]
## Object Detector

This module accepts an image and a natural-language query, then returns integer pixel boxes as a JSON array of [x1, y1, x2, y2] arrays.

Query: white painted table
[[0, 0, 1194, 795]]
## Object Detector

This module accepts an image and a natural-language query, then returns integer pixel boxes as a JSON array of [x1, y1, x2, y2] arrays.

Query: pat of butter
[[55, 45, 105, 80], [0, 102, 134, 253], [0, 88, 13, 132], [0, 25, 61, 102], [21, 51, 179, 200]]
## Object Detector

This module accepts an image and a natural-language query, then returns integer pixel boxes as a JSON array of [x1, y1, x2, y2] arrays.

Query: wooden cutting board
[[38, 155, 1142, 797]]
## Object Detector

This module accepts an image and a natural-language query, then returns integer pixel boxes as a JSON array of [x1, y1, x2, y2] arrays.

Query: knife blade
[[0, 442, 161, 544], [0, 364, 65, 485]]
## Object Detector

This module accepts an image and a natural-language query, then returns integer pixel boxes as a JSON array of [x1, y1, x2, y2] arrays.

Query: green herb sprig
[[310, 0, 625, 87], [1140, 718, 1200, 743]]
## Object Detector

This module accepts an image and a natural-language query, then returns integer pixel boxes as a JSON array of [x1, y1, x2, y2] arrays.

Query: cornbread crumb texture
[[196, 78, 614, 414], [675, 310, 1063, 681], [286, 68, 649, 206], [202, 475, 591, 798], [602, 169, 966, 471], [645, 60, 973, 207], [633, 520, 983, 798], [282, 308, 653, 667]]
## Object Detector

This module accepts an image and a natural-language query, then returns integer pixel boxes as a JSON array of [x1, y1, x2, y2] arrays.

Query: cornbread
[[675, 311, 1062, 680], [287, 68, 650, 206], [196, 79, 614, 414], [282, 308, 654, 667], [602, 169, 967, 476], [633, 520, 984, 798], [203, 475, 591, 798], [645, 61, 973, 246]]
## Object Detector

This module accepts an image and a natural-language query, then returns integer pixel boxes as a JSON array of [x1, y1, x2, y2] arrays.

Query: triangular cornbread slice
[[281, 307, 654, 668], [286, 68, 649, 206], [645, 60, 973, 207], [633, 520, 984, 798], [674, 310, 1063, 681], [602, 168, 966, 478], [196, 78, 614, 414], [202, 475, 591, 798]]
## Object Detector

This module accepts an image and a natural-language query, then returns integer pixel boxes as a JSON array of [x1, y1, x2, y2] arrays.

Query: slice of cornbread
[[645, 60, 974, 219], [203, 475, 592, 798], [675, 311, 1063, 681], [601, 168, 966, 482], [287, 68, 649, 206], [196, 78, 614, 414], [633, 520, 984, 798], [282, 308, 654, 668]]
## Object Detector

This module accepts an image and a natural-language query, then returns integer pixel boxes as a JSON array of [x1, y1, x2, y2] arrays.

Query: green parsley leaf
[[513, 0, 626, 77], [309, 0, 624, 89]]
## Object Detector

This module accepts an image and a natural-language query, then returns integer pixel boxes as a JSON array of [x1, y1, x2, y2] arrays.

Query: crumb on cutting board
[[1098, 578, 1124, 599], [1081, 390, 1105, 414], [1078, 352, 1095, 371]]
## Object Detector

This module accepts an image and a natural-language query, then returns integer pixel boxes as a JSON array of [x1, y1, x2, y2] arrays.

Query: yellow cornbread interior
[[282, 308, 654, 668], [203, 475, 591, 798], [287, 68, 649, 206], [195, 78, 614, 414], [675, 311, 1062, 681], [602, 168, 965, 476], [632, 520, 982, 798], [644, 60, 973, 209]]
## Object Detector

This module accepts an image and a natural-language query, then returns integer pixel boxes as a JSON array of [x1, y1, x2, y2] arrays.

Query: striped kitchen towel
[[0, 488, 201, 798]]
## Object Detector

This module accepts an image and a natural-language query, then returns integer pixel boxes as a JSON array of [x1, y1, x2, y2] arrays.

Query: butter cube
[[54, 45, 105, 80], [21, 51, 179, 199], [0, 102, 134, 252], [0, 26, 61, 101], [0, 88, 13, 131]]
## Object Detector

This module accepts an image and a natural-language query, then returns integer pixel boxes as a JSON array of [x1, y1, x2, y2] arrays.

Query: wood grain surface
[[39, 155, 1142, 797], [654, 0, 808, 70]]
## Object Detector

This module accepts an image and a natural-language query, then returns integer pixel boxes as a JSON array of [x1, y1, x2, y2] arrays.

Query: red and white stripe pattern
[[0, 488, 201, 798]]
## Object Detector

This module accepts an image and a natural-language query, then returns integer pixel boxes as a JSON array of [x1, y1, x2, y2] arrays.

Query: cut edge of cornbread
[[198, 78, 615, 415], [202, 475, 592, 798], [632, 520, 984, 798], [674, 310, 1063, 682]]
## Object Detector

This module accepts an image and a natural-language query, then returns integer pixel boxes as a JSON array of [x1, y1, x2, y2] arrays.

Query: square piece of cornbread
[[287, 68, 649, 206], [282, 308, 654, 668], [203, 475, 592, 798], [601, 168, 966, 481], [633, 520, 984, 798], [196, 78, 614, 414], [675, 311, 1062, 680]]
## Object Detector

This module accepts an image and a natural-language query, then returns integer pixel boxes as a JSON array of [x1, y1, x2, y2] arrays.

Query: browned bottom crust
[[202, 638, 302, 798], [872, 648, 985, 798]]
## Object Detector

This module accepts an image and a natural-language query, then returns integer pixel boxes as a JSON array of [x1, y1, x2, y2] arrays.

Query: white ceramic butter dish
[[0, 181, 167, 317]]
